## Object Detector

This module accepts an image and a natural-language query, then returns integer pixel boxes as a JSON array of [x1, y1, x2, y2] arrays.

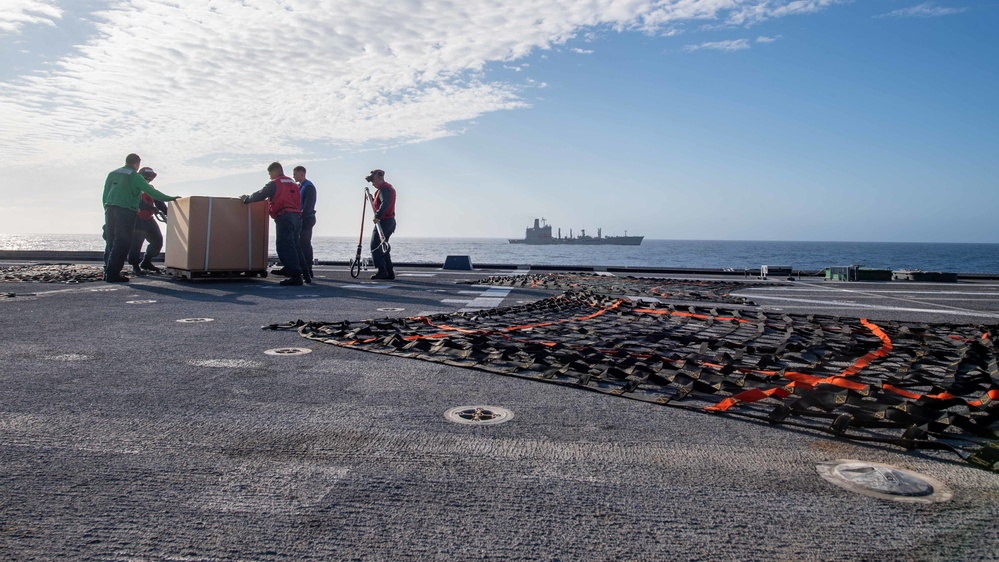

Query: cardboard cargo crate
[[165, 196, 269, 274]]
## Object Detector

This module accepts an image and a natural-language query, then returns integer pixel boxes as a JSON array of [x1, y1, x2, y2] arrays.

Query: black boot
[[280, 275, 304, 286]]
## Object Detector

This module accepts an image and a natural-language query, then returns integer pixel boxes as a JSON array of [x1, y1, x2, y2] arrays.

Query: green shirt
[[102, 166, 178, 212]]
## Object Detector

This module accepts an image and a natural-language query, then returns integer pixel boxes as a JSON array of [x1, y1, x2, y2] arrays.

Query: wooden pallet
[[165, 268, 268, 281]]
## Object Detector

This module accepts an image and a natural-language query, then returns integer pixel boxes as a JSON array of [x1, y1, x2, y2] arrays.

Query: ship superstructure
[[509, 218, 643, 245]]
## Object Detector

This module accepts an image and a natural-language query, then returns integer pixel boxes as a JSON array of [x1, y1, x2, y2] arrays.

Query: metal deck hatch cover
[[177, 318, 214, 323], [264, 347, 312, 356], [816, 460, 952, 503], [445, 406, 514, 425]]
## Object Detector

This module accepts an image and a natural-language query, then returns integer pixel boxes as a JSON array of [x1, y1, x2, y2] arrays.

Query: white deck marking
[[744, 282, 999, 317], [457, 287, 512, 312], [750, 295, 999, 319], [745, 287, 999, 296]]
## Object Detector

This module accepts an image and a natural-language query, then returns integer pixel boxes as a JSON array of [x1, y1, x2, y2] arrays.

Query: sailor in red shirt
[[366, 169, 396, 280], [127, 167, 169, 276], [241, 162, 309, 286]]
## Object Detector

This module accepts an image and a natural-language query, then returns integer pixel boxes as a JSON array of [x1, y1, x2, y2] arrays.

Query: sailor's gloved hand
[[240, 195, 249, 203]]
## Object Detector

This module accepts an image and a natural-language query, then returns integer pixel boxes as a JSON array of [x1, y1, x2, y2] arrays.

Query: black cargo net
[[464, 273, 760, 305], [268, 291, 999, 471]]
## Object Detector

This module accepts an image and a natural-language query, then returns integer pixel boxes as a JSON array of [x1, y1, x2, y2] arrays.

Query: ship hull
[[509, 236, 644, 246], [510, 218, 643, 245]]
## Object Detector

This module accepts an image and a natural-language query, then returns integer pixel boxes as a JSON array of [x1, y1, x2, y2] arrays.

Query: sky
[[1, 0, 997, 243]]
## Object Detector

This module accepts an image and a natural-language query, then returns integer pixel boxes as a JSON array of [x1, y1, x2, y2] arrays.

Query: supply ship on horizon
[[509, 218, 644, 246]]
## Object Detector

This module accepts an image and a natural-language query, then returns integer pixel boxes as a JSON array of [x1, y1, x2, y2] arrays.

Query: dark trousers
[[275, 212, 303, 277], [370, 217, 396, 274], [128, 217, 163, 266], [300, 215, 316, 275], [103, 205, 137, 277]]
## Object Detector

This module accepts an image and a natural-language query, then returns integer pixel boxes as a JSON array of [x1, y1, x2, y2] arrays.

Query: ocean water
[[3, 233, 999, 274]]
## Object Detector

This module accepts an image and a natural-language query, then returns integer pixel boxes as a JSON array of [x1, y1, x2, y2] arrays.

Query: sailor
[[102, 153, 181, 282], [293, 165, 317, 280], [366, 169, 396, 280], [241, 162, 309, 286], [126, 166, 169, 276]]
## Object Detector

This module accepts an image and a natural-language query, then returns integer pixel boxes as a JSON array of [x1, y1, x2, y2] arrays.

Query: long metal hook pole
[[365, 187, 390, 253]]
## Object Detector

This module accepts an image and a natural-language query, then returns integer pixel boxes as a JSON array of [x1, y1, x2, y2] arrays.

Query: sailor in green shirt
[[102, 153, 181, 282]]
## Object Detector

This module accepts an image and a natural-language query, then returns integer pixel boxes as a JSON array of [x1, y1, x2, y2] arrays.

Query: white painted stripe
[[777, 283, 999, 316], [247, 204, 252, 270], [751, 295, 999, 319], [204, 197, 213, 271], [467, 298, 505, 306], [745, 288, 999, 296], [459, 288, 512, 312], [891, 298, 999, 302]]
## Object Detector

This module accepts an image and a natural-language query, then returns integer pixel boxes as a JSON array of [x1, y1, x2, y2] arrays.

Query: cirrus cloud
[[684, 38, 752, 52], [0, 0, 61, 34], [0, 0, 845, 183], [878, 2, 968, 19]]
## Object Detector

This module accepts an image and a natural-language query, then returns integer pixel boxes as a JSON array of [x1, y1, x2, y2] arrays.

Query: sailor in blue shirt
[[293, 165, 317, 279]]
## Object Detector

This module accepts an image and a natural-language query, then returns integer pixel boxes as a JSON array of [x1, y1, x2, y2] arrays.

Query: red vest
[[374, 183, 396, 219], [269, 176, 301, 219], [136, 193, 156, 221]]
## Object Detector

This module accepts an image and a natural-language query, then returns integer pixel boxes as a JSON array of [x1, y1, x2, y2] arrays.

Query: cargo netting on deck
[[268, 291, 999, 471], [463, 273, 760, 305]]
